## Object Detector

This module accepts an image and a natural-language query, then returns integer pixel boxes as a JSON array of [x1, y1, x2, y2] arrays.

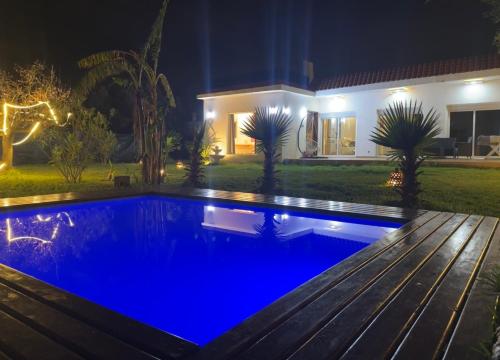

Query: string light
[[0, 101, 71, 171]]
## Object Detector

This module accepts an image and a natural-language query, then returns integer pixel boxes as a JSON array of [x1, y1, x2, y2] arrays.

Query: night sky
[[0, 0, 496, 112]]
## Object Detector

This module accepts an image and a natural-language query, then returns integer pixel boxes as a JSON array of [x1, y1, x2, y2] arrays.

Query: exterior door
[[322, 116, 356, 156]]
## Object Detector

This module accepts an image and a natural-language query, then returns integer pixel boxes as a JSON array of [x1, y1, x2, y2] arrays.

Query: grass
[[1, 162, 499, 217]]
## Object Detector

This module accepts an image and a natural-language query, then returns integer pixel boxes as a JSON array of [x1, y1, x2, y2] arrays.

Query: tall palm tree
[[78, 0, 175, 184], [241, 107, 293, 193], [371, 101, 440, 208]]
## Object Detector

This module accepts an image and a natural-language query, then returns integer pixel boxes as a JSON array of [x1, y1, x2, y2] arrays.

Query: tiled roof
[[315, 54, 500, 91]]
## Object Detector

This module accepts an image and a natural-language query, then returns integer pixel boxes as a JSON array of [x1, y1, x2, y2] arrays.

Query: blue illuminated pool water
[[0, 195, 401, 345]]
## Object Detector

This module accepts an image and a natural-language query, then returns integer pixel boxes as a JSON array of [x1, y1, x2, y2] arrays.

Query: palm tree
[[371, 101, 440, 208], [78, 0, 175, 184], [183, 121, 206, 187], [241, 107, 293, 193]]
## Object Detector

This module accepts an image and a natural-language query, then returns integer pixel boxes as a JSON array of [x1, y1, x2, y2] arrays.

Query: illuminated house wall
[[198, 67, 500, 159]]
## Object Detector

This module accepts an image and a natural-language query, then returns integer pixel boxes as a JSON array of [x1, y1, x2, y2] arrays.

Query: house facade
[[198, 55, 500, 160]]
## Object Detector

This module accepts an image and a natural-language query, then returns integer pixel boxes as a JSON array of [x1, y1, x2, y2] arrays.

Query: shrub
[[40, 106, 117, 183]]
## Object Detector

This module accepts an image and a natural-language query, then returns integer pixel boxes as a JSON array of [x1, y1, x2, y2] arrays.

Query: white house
[[198, 54, 500, 160]]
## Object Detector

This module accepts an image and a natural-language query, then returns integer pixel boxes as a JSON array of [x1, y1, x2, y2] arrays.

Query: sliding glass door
[[450, 110, 500, 157], [322, 116, 356, 156]]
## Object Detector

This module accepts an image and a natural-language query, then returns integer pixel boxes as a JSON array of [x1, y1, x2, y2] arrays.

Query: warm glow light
[[160, 168, 165, 176], [6, 218, 51, 245], [176, 161, 184, 169], [0, 101, 70, 168], [299, 107, 308, 118], [206, 110, 216, 119], [387, 169, 403, 187], [389, 87, 409, 102], [12, 121, 41, 145], [464, 78, 483, 85]]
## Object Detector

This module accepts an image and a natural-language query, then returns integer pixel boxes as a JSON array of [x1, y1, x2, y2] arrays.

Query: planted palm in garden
[[241, 107, 293, 193], [78, 0, 175, 184], [184, 121, 206, 187], [371, 101, 440, 208]]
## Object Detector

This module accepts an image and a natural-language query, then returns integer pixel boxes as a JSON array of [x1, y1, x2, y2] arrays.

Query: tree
[[40, 103, 117, 183], [183, 121, 206, 187], [482, 0, 500, 51], [0, 62, 70, 168], [371, 101, 440, 208], [78, 0, 175, 184], [241, 107, 293, 194]]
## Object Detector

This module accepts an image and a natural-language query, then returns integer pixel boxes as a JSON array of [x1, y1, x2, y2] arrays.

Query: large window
[[450, 110, 500, 157], [228, 113, 255, 155], [322, 116, 356, 156]]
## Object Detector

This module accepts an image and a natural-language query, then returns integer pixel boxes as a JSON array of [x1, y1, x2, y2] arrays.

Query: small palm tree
[[183, 121, 206, 187], [371, 101, 440, 208], [241, 107, 293, 193]]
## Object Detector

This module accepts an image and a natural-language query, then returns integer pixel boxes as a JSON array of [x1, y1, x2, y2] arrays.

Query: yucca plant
[[241, 107, 293, 193], [371, 101, 440, 208], [78, 0, 175, 184], [183, 121, 206, 187]]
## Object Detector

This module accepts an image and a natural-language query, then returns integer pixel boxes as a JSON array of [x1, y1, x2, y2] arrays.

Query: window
[[450, 110, 500, 157], [322, 116, 356, 156]]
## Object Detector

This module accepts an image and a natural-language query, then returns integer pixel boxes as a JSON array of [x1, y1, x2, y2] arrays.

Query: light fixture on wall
[[283, 107, 291, 115], [206, 110, 216, 119], [389, 87, 409, 102], [299, 107, 308, 118], [330, 96, 346, 112], [464, 78, 483, 85]]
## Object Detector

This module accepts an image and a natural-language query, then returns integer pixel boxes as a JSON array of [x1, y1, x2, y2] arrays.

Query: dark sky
[[0, 0, 496, 108]]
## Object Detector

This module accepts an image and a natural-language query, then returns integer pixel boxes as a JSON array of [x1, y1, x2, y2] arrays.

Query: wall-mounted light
[[206, 110, 216, 119], [330, 96, 346, 112], [283, 107, 291, 115], [299, 107, 308, 118], [464, 78, 483, 85], [389, 87, 409, 102]]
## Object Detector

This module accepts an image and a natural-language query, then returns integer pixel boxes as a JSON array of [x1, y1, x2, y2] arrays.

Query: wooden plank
[[194, 211, 439, 360], [232, 212, 453, 360], [0, 264, 197, 359], [0, 310, 81, 360], [338, 215, 483, 359], [270, 213, 469, 360], [392, 217, 499, 359], [0, 283, 156, 360], [444, 221, 500, 359]]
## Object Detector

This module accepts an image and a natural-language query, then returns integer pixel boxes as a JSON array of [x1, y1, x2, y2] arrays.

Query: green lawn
[[1, 162, 499, 217]]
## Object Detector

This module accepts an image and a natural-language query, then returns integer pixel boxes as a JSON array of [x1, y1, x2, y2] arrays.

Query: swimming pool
[[0, 195, 401, 345]]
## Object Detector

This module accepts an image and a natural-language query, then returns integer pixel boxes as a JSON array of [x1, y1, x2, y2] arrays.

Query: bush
[[40, 106, 117, 183]]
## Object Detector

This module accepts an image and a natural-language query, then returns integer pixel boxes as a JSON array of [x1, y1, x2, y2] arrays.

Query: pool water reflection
[[0, 196, 400, 345]]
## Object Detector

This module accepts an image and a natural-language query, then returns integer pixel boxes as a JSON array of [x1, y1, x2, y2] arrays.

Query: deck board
[[392, 217, 499, 359], [444, 222, 500, 359], [0, 310, 82, 360], [0, 188, 497, 360], [339, 215, 483, 360]]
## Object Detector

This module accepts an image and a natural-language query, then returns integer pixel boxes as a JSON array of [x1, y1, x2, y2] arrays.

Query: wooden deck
[[0, 188, 498, 359]]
